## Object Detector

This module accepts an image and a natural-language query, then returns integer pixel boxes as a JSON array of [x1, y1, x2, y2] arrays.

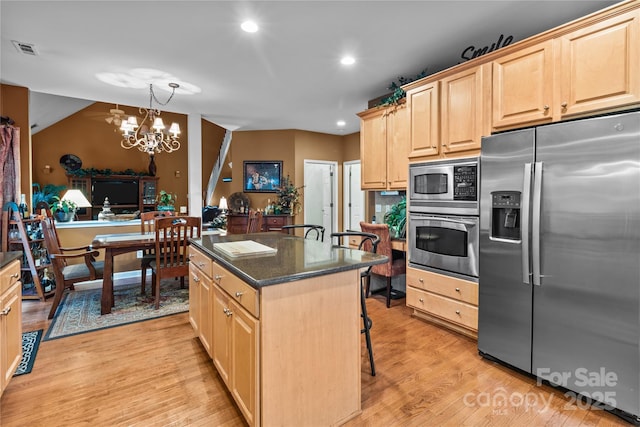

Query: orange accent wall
[[0, 84, 31, 199]]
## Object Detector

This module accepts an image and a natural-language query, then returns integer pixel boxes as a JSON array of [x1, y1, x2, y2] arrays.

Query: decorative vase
[[148, 154, 157, 176], [55, 211, 74, 222]]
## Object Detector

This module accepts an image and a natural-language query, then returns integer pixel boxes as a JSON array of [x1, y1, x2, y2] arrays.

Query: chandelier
[[119, 82, 181, 158]]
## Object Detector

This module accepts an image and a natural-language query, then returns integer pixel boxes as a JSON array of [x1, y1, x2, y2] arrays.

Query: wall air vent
[[12, 40, 38, 56]]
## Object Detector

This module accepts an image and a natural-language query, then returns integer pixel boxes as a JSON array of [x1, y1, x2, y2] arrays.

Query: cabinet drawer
[[407, 286, 478, 331], [213, 263, 259, 318], [1, 260, 21, 295], [264, 216, 286, 231], [189, 247, 213, 278], [406, 267, 478, 305]]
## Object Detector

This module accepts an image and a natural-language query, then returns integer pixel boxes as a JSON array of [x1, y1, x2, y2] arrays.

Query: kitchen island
[[188, 232, 387, 427]]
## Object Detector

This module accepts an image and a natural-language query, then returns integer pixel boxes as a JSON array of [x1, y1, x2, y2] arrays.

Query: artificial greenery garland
[[378, 68, 429, 107], [68, 168, 152, 177]]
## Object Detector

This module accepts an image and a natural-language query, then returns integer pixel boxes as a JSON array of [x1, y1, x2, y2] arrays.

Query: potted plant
[[383, 197, 406, 238], [50, 196, 77, 222], [276, 176, 303, 216], [156, 190, 175, 212]]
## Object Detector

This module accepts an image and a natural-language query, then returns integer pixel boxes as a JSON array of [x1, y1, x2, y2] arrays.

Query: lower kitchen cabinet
[[1, 259, 22, 397], [406, 266, 478, 339], [189, 257, 213, 358]]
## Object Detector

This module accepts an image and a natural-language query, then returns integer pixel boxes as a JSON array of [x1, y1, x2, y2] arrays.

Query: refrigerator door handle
[[522, 163, 532, 284], [532, 162, 543, 286]]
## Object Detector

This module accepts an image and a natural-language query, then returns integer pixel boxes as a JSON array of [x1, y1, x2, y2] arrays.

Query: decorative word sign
[[460, 34, 514, 62]]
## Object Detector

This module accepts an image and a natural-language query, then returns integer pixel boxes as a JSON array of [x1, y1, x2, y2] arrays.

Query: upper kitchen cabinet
[[440, 63, 491, 157], [492, 8, 640, 131], [492, 40, 554, 129], [358, 103, 410, 190], [557, 9, 639, 119], [407, 81, 440, 159]]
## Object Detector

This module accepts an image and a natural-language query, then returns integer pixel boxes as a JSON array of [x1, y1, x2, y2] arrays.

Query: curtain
[[0, 124, 21, 211]]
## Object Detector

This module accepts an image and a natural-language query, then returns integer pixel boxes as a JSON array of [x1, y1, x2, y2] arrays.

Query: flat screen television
[[92, 179, 139, 206]]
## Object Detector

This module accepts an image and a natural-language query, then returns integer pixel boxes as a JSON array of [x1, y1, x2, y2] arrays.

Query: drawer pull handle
[[418, 298, 424, 303], [223, 308, 233, 317], [188, 254, 195, 259], [197, 262, 206, 268], [192, 275, 200, 282], [11, 273, 19, 279], [455, 287, 460, 293], [0, 307, 11, 316], [214, 275, 222, 280], [455, 310, 461, 315], [235, 291, 244, 297]]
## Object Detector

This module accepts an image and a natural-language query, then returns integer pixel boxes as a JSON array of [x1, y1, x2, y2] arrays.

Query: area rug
[[44, 280, 189, 341], [14, 329, 43, 376]]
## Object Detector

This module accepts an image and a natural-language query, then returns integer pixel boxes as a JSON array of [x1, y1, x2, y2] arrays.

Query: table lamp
[[61, 189, 91, 220], [219, 197, 228, 213]]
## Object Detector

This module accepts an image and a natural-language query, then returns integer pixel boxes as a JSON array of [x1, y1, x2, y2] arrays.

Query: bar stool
[[330, 231, 380, 376], [282, 224, 325, 241]]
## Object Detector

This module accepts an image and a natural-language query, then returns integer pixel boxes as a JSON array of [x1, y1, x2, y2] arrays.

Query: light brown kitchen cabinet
[[557, 9, 640, 119], [492, 40, 554, 129], [211, 262, 259, 427], [188, 246, 213, 358], [1, 259, 22, 397], [407, 81, 440, 159], [440, 62, 491, 156], [358, 103, 410, 190], [492, 9, 640, 131], [406, 266, 478, 339]]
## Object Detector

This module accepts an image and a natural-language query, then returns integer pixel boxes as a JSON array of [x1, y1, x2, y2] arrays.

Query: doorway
[[303, 160, 338, 235], [343, 160, 365, 231]]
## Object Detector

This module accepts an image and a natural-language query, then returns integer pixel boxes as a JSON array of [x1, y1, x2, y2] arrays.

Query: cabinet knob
[[418, 298, 424, 303], [223, 308, 233, 317], [455, 310, 461, 315], [418, 278, 424, 283], [188, 254, 194, 259], [192, 275, 200, 282], [455, 287, 460, 293], [235, 291, 244, 298], [197, 262, 205, 268], [0, 307, 11, 316], [543, 105, 549, 111], [214, 275, 222, 280], [561, 102, 567, 109]]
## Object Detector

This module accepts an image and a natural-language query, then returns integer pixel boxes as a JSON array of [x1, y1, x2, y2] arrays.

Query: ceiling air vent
[[12, 40, 38, 56]]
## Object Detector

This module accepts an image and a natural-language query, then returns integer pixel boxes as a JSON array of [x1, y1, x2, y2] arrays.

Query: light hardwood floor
[[1, 291, 629, 426]]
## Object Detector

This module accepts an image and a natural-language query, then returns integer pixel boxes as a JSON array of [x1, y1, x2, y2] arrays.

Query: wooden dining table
[[91, 229, 224, 315], [90, 232, 156, 315]]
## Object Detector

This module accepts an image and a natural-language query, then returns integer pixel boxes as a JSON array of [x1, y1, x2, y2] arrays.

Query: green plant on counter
[[157, 190, 176, 210], [50, 196, 77, 213], [384, 197, 406, 238]]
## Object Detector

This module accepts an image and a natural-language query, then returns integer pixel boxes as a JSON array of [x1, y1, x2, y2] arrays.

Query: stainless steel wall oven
[[408, 157, 479, 280]]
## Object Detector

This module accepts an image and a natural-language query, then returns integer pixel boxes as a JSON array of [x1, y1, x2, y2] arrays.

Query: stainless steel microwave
[[409, 157, 479, 215]]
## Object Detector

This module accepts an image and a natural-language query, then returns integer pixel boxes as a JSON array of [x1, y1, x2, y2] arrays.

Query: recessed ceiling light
[[241, 20, 259, 33], [340, 56, 355, 66], [337, 120, 346, 127]]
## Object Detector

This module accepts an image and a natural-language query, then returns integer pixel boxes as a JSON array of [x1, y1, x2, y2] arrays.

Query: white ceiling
[[1, 0, 618, 136]]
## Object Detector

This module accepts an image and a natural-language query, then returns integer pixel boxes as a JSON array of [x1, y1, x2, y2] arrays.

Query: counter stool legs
[[361, 273, 376, 376]]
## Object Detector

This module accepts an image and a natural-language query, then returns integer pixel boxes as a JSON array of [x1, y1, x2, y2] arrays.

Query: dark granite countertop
[[190, 232, 388, 288], [0, 251, 22, 270]]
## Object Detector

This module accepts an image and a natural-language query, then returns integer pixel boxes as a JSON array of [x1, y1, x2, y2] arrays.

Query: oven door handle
[[413, 216, 478, 228]]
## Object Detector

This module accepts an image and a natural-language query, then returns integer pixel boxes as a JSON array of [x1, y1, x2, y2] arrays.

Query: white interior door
[[343, 161, 365, 231], [304, 160, 337, 235]]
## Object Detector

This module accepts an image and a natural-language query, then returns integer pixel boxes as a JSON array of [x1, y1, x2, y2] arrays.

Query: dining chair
[[359, 222, 407, 308], [150, 216, 201, 309], [281, 224, 325, 241], [41, 217, 104, 319], [139, 210, 175, 295], [246, 210, 263, 233], [330, 231, 380, 376]]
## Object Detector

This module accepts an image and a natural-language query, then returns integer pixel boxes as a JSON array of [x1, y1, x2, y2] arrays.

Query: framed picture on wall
[[243, 161, 282, 192]]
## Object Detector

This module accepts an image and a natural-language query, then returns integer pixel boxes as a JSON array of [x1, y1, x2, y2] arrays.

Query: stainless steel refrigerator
[[478, 110, 640, 421]]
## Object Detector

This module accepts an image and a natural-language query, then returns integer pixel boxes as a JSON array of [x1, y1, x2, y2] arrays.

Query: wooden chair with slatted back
[[359, 222, 406, 308], [246, 210, 263, 233], [139, 210, 174, 294], [41, 217, 104, 319], [150, 216, 201, 309]]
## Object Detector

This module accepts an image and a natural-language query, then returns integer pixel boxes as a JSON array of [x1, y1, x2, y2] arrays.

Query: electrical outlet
[[136, 250, 143, 258]]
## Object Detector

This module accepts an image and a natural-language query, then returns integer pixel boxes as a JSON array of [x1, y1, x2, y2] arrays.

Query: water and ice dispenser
[[491, 191, 521, 241]]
